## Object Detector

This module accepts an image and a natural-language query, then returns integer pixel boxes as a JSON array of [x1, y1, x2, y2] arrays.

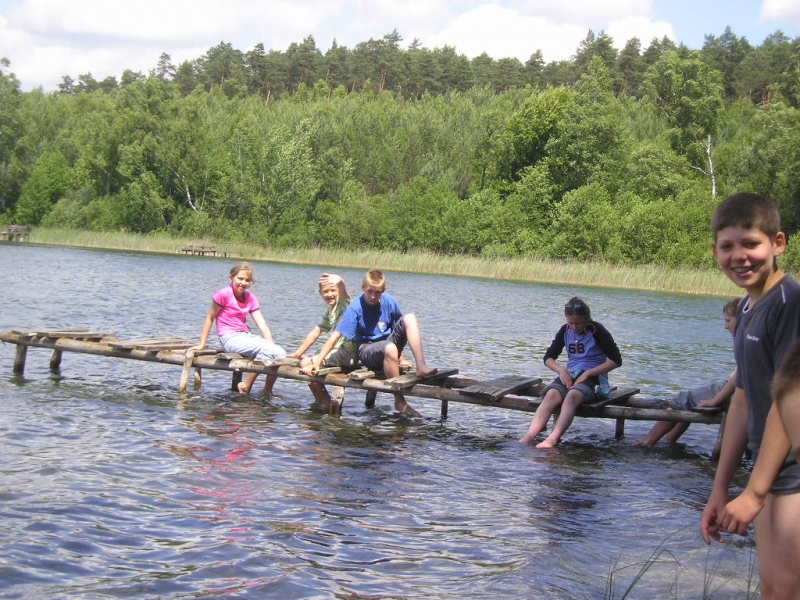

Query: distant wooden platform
[[0, 328, 726, 451], [1, 225, 33, 242], [179, 243, 230, 257]]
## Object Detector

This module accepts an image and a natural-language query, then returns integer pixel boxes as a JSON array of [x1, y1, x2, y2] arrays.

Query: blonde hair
[[229, 262, 255, 283], [362, 269, 386, 291]]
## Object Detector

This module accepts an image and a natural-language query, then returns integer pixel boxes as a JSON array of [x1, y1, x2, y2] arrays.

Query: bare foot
[[416, 366, 438, 379], [394, 395, 421, 417], [518, 434, 535, 444], [535, 436, 560, 449]]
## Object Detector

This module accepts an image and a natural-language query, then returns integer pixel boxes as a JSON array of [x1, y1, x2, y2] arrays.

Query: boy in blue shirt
[[700, 193, 800, 597], [306, 269, 437, 416]]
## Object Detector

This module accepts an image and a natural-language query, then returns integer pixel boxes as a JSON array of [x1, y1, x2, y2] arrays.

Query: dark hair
[[564, 296, 590, 317], [712, 193, 781, 241], [723, 297, 741, 316]]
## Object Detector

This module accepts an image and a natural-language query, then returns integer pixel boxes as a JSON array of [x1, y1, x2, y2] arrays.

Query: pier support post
[[179, 350, 194, 393], [231, 371, 242, 391], [615, 418, 626, 438], [13, 345, 27, 375], [441, 400, 449, 419], [365, 389, 377, 408], [711, 411, 727, 461], [49, 349, 63, 372]]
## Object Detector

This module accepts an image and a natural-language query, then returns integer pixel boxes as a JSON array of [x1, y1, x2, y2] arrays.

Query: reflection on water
[[0, 243, 755, 599]]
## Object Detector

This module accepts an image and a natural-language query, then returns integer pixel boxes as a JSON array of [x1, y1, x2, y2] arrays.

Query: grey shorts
[[771, 456, 800, 495], [357, 316, 410, 370], [541, 379, 597, 403], [318, 344, 358, 370], [672, 379, 730, 410]]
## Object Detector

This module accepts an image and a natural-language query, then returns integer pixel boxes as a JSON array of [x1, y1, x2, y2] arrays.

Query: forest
[[1, 27, 800, 269]]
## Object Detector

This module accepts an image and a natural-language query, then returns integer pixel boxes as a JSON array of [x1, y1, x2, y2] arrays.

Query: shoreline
[[22, 227, 740, 297]]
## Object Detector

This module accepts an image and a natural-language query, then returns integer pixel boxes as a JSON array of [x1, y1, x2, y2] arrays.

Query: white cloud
[[759, 0, 800, 22], [428, 4, 589, 62], [605, 16, 675, 48], [521, 0, 652, 25]]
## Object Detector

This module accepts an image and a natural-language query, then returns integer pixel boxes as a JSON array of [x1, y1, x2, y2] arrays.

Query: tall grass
[[29, 227, 741, 296]]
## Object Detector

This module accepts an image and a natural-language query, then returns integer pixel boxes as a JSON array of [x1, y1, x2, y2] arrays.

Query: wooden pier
[[0, 329, 726, 449], [179, 243, 230, 257], [0, 225, 33, 242]]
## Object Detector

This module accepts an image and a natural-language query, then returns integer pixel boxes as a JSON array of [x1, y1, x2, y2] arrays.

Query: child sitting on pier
[[304, 269, 437, 417], [291, 273, 357, 412], [639, 298, 740, 447], [519, 297, 622, 448], [189, 262, 286, 395]]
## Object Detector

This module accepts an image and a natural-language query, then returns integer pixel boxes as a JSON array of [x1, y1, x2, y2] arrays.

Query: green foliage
[[15, 151, 74, 224], [2, 29, 800, 272]]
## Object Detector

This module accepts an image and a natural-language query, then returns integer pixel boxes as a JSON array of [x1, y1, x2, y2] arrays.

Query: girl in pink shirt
[[190, 263, 286, 395]]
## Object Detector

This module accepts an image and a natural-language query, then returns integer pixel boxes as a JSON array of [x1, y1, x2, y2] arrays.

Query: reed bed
[[29, 228, 740, 297]]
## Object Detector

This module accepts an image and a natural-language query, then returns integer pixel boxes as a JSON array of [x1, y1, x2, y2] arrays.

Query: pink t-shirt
[[213, 285, 261, 337]]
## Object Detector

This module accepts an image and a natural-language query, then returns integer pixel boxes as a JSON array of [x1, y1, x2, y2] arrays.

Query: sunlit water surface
[[0, 243, 758, 599]]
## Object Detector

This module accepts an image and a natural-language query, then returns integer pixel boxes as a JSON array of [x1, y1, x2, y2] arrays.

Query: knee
[[384, 343, 400, 361]]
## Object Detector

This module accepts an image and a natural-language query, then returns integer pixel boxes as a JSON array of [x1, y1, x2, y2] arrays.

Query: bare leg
[[754, 492, 800, 598], [402, 314, 437, 378], [308, 381, 332, 412], [384, 343, 421, 416], [393, 392, 421, 417], [663, 421, 690, 443], [519, 390, 562, 443], [238, 372, 258, 394], [537, 390, 585, 448], [639, 420, 678, 446], [262, 374, 278, 396]]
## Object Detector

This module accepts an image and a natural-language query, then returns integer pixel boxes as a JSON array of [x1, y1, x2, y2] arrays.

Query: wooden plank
[[460, 375, 542, 401], [348, 368, 376, 381], [314, 366, 342, 375], [383, 367, 460, 390], [135, 341, 194, 351], [108, 338, 188, 349], [583, 387, 640, 408]]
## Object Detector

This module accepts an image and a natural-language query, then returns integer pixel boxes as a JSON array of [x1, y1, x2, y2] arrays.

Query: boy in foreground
[[700, 193, 800, 598], [305, 270, 437, 417]]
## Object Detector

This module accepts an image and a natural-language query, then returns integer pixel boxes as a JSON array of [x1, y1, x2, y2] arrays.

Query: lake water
[[0, 243, 758, 599]]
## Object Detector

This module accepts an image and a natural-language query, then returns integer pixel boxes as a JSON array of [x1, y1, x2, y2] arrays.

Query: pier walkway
[[1, 329, 726, 451]]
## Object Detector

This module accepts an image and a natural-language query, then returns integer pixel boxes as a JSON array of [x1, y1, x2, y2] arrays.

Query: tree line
[[1, 26, 800, 270]]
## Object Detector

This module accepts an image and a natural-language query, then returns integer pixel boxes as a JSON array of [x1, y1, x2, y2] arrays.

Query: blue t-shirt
[[335, 292, 403, 343]]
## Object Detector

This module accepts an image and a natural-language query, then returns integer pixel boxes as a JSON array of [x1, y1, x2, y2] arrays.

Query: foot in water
[[394, 394, 421, 417], [535, 436, 560, 449]]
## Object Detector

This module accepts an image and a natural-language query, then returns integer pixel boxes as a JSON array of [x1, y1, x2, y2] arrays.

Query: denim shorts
[[219, 331, 286, 363], [541, 379, 598, 403]]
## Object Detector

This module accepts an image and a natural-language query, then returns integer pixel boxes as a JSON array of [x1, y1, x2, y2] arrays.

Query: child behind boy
[[640, 298, 740, 447], [292, 273, 357, 413], [700, 193, 800, 598], [307, 269, 437, 417]]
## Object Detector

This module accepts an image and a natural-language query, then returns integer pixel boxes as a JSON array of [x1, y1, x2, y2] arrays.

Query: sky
[[1, 0, 799, 92]]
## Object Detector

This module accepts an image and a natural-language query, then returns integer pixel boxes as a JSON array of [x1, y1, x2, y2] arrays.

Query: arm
[[700, 386, 749, 544], [544, 326, 570, 385], [575, 359, 619, 384], [189, 302, 221, 351], [250, 309, 275, 343], [720, 403, 791, 536], [289, 326, 323, 359], [698, 370, 737, 408], [302, 331, 342, 375]]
